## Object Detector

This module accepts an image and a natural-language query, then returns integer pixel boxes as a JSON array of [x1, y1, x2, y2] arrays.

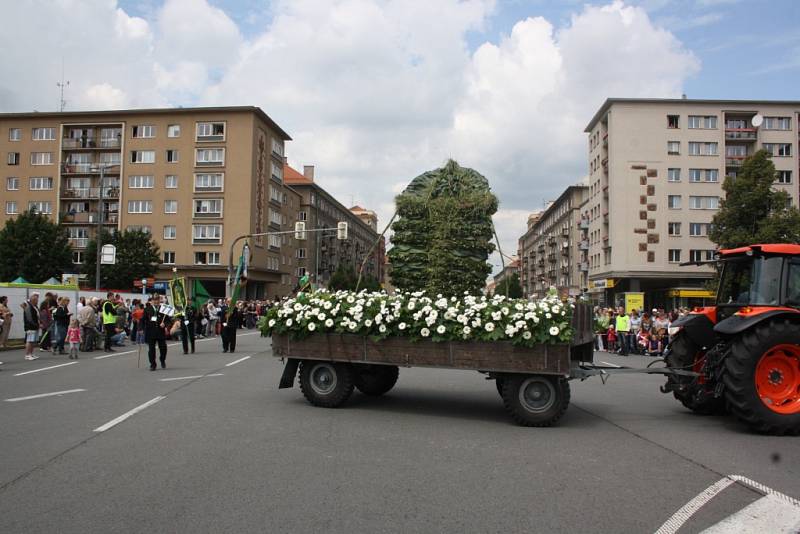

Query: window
[[763, 117, 791, 130], [208, 252, 220, 264], [30, 152, 52, 165], [6, 177, 19, 190], [688, 115, 717, 129], [777, 170, 792, 184], [165, 175, 178, 188], [269, 208, 281, 226], [271, 161, 283, 182], [164, 200, 178, 214], [7, 152, 19, 165], [689, 250, 715, 263], [272, 138, 284, 156], [270, 184, 282, 202], [195, 148, 224, 166], [268, 234, 281, 249], [689, 223, 711, 236], [167, 124, 181, 138], [129, 175, 154, 188], [6, 201, 17, 214], [126, 225, 151, 234], [32, 127, 56, 140], [667, 115, 679, 128], [764, 143, 792, 157], [296, 248, 307, 259], [163, 251, 176, 264], [668, 195, 682, 209], [267, 256, 280, 271], [192, 224, 222, 244], [29, 176, 53, 190], [667, 141, 680, 155], [194, 199, 222, 217], [131, 150, 155, 164], [127, 200, 152, 213], [196, 122, 225, 141], [689, 196, 719, 210], [28, 201, 52, 214], [688, 142, 718, 156], [163, 226, 176, 239], [667, 168, 681, 182], [72, 251, 84, 264], [99, 152, 121, 166], [689, 169, 719, 183], [131, 125, 155, 138], [668, 249, 681, 263], [298, 210, 307, 221], [166, 149, 179, 163], [668, 222, 681, 236], [296, 267, 307, 277], [9, 128, 21, 141], [194, 173, 223, 191], [194, 251, 220, 264]]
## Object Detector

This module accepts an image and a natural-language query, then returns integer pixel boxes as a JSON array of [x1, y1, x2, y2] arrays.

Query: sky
[[1, 0, 798, 273]]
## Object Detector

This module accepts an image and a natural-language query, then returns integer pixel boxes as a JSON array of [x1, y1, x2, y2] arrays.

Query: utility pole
[[95, 165, 105, 290]]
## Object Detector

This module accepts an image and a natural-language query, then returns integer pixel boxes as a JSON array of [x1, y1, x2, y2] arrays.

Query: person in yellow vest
[[615, 307, 630, 356], [101, 292, 118, 353]]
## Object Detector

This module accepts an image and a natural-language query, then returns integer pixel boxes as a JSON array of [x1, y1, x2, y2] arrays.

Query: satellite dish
[[751, 114, 763, 127]]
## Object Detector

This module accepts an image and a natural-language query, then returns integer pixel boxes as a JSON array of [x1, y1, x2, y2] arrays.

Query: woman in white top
[[206, 300, 218, 337]]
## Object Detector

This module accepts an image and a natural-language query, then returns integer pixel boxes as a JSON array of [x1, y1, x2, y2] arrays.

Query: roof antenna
[[57, 58, 69, 112]]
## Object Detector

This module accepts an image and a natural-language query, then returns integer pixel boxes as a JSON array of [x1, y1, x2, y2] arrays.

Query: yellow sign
[[588, 278, 616, 290], [624, 292, 644, 314], [667, 289, 715, 298]]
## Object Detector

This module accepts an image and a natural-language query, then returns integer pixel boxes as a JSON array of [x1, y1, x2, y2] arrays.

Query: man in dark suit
[[143, 294, 172, 371], [221, 298, 242, 353], [179, 298, 196, 354]]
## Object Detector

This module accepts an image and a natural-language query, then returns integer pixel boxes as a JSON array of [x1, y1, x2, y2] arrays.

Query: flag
[[169, 277, 187, 314], [231, 252, 246, 305], [192, 280, 210, 308]]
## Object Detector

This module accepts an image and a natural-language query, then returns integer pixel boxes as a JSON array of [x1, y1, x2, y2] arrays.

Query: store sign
[[667, 289, 715, 298], [588, 278, 616, 290]]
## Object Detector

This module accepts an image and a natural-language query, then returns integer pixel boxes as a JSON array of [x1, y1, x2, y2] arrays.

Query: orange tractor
[[663, 244, 800, 435]]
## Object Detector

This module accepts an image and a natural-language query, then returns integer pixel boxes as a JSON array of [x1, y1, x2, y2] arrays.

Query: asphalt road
[[1, 334, 799, 533]]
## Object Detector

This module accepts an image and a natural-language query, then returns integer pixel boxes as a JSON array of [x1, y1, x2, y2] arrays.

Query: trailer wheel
[[495, 378, 504, 397], [666, 333, 726, 415], [353, 365, 399, 396], [299, 361, 355, 408], [724, 319, 800, 435], [500, 374, 570, 427]]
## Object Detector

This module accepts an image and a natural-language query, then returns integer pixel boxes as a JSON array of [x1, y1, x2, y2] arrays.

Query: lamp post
[[95, 165, 106, 290]]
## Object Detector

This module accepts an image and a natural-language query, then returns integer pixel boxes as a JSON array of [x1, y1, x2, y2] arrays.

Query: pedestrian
[[206, 300, 218, 337], [594, 307, 608, 352], [615, 307, 630, 356], [131, 302, 144, 344], [101, 292, 117, 352], [38, 300, 53, 351], [221, 299, 241, 353], [144, 295, 171, 371], [66, 318, 81, 360], [77, 297, 86, 314], [179, 298, 196, 354], [0, 295, 13, 348], [22, 292, 41, 361], [53, 297, 71, 355], [629, 309, 641, 355], [78, 298, 98, 351]]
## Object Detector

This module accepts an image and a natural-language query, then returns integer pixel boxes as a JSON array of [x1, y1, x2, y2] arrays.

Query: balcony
[[61, 163, 120, 175], [579, 218, 590, 229], [193, 211, 223, 219], [61, 187, 120, 199], [63, 138, 121, 149], [69, 237, 89, 248], [579, 262, 589, 272], [726, 156, 746, 167], [61, 211, 117, 224], [579, 240, 589, 250], [725, 128, 757, 141]]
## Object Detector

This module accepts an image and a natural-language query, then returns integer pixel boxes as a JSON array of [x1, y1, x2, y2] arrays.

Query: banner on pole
[[169, 277, 188, 314]]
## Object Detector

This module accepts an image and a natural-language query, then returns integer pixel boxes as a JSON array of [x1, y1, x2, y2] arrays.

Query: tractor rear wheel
[[665, 333, 726, 415], [724, 318, 800, 435]]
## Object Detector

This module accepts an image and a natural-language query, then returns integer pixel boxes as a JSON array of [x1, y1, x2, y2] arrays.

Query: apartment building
[[0, 106, 297, 298], [584, 98, 800, 309], [518, 185, 589, 299], [284, 164, 384, 286]]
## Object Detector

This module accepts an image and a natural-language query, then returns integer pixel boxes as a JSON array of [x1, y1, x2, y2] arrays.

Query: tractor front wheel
[[724, 319, 800, 435]]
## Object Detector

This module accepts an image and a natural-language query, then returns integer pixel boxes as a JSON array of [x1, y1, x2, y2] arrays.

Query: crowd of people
[[594, 306, 689, 356], [0, 291, 280, 370]]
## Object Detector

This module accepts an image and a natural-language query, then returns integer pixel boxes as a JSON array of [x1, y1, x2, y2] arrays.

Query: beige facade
[[518, 185, 589, 299], [0, 106, 298, 298], [584, 98, 800, 308]]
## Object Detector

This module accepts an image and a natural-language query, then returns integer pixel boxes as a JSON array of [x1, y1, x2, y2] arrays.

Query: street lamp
[[94, 164, 115, 290]]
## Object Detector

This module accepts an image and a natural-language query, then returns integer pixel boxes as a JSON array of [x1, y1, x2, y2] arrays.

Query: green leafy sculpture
[[388, 160, 498, 297]]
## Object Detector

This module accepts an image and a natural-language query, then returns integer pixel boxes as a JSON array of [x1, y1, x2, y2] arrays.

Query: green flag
[[192, 279, 210, 308], [231, 252, 246, 305]]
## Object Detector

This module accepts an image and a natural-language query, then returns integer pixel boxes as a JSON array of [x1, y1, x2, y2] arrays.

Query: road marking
[[159, 373, 224, 382], [225, 355, 251, 367], [656, 474, 800, 534], [702, 494, 800, 533], [599, 361, 622, 368], [5, 389, 86, 402], [93, 349, 137, 360], [13, 361, 78, 376], [91, 331, 261, 359], [93, 396, 165, 433]]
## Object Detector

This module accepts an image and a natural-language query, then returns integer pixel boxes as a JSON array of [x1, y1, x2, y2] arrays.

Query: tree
[[710, 149, 800, 249], [388, 160, 498, 297], [83, 229, 160, 289], [494, 273, 522, 298], [329, 264, 382, 292], [0, 209, 73, 283]]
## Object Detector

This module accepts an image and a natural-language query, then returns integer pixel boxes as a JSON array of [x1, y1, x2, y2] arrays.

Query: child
[[606, 324, 617, 353], [66, 318, 81, 360]]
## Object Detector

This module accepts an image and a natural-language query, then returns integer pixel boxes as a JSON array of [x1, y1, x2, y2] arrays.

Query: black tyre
[[353, 365, 399, 396], [665, 334, 726, 415], [495, 377, 504, 397], [500, 374, 570, 427], [298, 360, 355, 408], [723, 319, 800, 435]]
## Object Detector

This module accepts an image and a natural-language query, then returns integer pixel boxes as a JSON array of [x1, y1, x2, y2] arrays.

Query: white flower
[[325, 319, 334, 328], [268, 319, 276, 327], [317, 313, 326, 321], [365, 319, 373, 327], [546, 313, 552, 319], [485, 322, 495, 332], [436, 325, 446, 335], [533, 317, 540, 324], [552, 306, 561, 314], [349, 322, 358, 330], [421, 328, 430, 337], [398, 322, 407, 330], [346, 296, 355, 304], [379, 324, 387, 333], [515, 303, 524, 311], [286, 318, 293, 327], [407, 302, 416, 311], [308, 322, 316, 331], [523, 331, 532, 340], [501, 307, 509, 316], [491, 311, 502, 321], [549, 326, 560, 336], [374, 314, 382, 324]]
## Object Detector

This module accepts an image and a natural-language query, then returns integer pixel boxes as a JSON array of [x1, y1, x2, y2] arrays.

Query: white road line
[[5, 389, 86, 402], [159, 373, 224, 382], [225, 355, 251, 367], [599, 361, 622, 368], [93, 349, 137, 360], [13, 361, 78, 376], [91, 331, 261, 359], [93, 396, 165, 433], [701, 494, 800, 533]]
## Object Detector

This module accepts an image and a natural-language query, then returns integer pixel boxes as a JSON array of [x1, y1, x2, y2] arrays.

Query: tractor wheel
[[299, 361, 355, 408], [724, 319, 800, 435], [665, 333, 726, 415], [353, 365, 399, 396], [500, 374, 570, 427]]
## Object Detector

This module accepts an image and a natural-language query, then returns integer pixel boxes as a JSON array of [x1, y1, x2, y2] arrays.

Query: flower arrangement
[[260, 289, 574, 347]]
